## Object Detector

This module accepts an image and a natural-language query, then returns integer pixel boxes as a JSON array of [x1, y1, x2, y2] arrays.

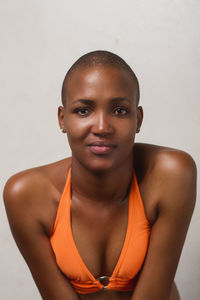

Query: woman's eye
[[114, 107, 128, 115], [75, 108, 90, 116]]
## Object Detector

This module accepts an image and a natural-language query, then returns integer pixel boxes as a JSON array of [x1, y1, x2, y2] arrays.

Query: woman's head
[[58, 51, 143, 172], [61, 50, 140, 108]]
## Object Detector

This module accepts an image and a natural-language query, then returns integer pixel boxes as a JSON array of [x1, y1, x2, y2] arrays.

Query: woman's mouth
[[87, 142, 117, 155]]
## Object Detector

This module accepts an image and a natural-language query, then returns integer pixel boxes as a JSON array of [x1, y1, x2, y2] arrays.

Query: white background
[[1, 1, 199, 299]]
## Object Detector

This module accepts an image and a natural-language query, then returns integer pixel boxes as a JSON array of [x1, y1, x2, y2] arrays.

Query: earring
[[136, 127, 140, 133], [60, 128, 66, 133]]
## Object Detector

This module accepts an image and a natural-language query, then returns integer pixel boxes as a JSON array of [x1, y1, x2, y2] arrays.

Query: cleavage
[[70, 198, 129, 278]]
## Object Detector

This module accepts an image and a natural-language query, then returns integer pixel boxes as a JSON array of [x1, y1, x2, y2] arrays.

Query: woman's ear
[[136, 106, 143, 133], [58, 106, 66, 133]]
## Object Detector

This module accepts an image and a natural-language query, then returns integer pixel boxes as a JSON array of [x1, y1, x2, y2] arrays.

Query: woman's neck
[[70, 157, 134, 206]]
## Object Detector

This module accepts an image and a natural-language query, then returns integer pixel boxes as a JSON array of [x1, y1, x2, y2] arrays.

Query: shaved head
[[61, 50, 140, 107]]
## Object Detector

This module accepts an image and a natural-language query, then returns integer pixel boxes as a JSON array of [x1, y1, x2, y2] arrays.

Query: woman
[[4, 51, 197, 300]]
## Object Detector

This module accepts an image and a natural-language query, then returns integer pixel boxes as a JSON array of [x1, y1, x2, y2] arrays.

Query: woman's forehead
[[65, 66, 138, 102]]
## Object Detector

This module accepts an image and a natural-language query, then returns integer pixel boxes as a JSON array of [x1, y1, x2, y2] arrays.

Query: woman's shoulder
[[134, 142, 196, 176], [3, 157, 72, 236], [3, 157, 72, 226], [135, 143, 197, 222]]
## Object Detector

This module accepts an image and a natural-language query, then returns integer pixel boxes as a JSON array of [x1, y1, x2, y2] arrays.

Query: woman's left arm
[[132, 151, 197, 300]]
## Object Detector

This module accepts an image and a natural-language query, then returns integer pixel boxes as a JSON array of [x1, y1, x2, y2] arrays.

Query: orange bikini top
[[50, 168, 150, 294]]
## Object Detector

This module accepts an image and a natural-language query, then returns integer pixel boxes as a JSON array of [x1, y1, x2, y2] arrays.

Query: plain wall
[[1, 1, 199, 299]]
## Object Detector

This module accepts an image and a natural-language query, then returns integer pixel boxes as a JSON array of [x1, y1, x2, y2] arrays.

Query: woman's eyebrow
[[110, 97, 130, 103], [72, 97, 130, 105], [72, 99, 95, 105]]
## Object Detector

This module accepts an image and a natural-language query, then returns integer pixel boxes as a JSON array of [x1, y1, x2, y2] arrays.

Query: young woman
[[4, 51, 197, 300]]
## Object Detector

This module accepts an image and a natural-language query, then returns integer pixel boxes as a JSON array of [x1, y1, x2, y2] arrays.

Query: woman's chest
[[70, 198, 129, 278], [49, 169, 152, 295]]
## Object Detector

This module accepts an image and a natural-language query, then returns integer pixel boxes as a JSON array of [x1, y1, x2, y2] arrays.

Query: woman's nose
[[91, 111, 113, 136]]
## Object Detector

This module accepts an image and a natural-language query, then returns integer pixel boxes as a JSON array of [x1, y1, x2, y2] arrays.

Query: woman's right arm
[[3, 174, 80, 300]]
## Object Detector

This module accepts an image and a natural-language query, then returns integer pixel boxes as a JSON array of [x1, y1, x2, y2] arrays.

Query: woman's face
[[58, 65, 143, 172]]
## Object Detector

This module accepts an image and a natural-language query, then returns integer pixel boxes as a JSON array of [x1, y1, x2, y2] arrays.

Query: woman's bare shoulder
[[3, 157, 72, 236], [3, 157, 72, 214], [135, 143, 197, 213], [134, 142, 196, 174]]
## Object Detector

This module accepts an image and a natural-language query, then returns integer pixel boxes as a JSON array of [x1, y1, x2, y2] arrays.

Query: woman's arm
[[132, 151, 197, 300], [3, 174, 80, 300]]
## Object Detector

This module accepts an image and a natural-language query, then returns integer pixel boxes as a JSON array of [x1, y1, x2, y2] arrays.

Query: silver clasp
[[97, 275, 110, 288]]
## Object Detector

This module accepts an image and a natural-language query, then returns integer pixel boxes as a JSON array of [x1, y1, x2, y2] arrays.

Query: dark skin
[[4, 66, 196, 300]]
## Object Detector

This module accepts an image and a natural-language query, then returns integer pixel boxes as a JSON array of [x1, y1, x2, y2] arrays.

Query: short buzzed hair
[[61, 50, 140, 107]]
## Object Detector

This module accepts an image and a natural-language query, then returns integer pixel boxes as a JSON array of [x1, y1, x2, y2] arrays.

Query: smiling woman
[[58, 62, 142, 173], [3, 51, 196, 300]]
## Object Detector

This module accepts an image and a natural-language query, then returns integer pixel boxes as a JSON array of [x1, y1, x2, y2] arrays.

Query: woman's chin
[[78, 157, 117, 174], [86, 162, 114, 174]]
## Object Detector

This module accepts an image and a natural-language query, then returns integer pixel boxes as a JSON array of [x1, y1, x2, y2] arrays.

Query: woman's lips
[[88, 145, 116, 155]]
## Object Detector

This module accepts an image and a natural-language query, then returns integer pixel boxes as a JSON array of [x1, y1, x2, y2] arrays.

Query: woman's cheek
[[66, 125, 88, 144]]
